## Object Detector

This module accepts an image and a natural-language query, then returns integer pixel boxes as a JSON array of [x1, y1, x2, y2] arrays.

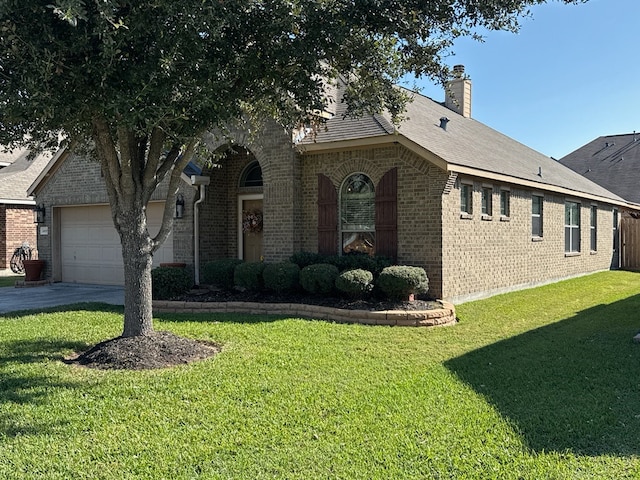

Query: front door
[[240, 197, 263, 262]]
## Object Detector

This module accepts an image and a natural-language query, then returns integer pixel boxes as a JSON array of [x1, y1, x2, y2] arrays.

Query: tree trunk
[[120, 212, 155, 337]]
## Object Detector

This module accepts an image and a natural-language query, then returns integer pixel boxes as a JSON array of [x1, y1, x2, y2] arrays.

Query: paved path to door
[[0, 282, 124, 314]]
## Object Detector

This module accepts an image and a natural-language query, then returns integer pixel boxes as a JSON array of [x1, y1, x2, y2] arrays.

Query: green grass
[[1, 271, 640, 479], [0, 275, 22, 287]]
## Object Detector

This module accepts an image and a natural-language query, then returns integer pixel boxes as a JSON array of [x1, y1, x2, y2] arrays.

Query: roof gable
[[0, 148, 52, 203]]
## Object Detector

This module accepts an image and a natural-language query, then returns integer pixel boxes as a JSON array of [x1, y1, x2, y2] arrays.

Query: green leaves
[[1, 0, 586, 152]]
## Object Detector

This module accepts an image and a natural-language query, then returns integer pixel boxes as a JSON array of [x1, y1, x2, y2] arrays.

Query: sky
[[411, 0, 639, 160]]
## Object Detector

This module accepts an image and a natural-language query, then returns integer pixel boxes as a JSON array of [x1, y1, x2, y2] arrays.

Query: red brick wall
[[1, 205, 37, 269]]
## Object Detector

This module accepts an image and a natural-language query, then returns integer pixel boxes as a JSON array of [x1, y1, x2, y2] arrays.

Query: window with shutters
[[340, 173, 375, 255]]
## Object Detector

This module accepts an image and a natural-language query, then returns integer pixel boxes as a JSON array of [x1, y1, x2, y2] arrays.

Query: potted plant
[[22, 251, 45, 282]]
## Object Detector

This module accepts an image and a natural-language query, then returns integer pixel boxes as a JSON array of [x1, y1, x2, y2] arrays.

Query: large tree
[[0, 0, 584, 340]]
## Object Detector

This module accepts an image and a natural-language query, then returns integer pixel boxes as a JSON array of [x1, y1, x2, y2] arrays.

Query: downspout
[[191, 175, 211, 286], [193, 185, 205, 285]]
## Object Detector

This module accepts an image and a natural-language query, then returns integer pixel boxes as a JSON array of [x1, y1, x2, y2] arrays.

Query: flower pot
[[23, 259, 45, 282]]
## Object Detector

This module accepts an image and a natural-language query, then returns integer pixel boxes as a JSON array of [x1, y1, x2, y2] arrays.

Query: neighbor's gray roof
[[0, 148, 52, 203], [302, 86, 625, 204], [559, 133, 640, 204]]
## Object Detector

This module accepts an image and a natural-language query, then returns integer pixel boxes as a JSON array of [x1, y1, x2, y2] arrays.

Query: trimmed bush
[[290, 251, 393, 276], [289, 251, 325, 269], [377, 265, 429, 301], [234, 261, 265, 291], [335, 268, 374, 298], [151, 266, 192, 300], [201, 258, 243, 289], [262, 262, 300, 293], [300, 263, 339, 295], [330, 252, 393, 276]]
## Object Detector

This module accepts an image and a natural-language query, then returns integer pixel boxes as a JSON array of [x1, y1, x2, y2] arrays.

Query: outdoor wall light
[[34, 204, 45, 224], [175, 194, 185, 219]]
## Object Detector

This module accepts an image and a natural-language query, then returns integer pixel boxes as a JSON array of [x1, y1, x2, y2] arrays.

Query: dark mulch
[[177, 287, 441, 312], [66, 331, 221, 370]]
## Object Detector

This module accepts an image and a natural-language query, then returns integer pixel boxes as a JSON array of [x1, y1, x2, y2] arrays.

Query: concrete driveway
[[0, 282, 124, 314]]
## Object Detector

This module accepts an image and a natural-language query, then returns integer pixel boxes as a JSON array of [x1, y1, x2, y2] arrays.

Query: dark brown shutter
[[318, 174, 338, 255], [375, 168, 397, 260]]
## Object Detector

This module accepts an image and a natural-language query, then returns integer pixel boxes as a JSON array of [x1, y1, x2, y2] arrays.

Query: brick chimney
[[445, 65, 472, 118]]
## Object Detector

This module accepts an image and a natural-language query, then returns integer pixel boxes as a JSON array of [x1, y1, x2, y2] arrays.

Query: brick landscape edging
[[153, 299, 457, 327]]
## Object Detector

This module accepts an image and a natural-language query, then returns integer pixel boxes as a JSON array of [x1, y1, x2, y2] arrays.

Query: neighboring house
[[559, 133, 640, 270], [28, 69, 639, 302], [559, 133, 640, 205], [0, 148, 53, 270]]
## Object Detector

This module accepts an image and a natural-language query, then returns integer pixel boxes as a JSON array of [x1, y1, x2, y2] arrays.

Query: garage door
[[60, 203, 174, 285]]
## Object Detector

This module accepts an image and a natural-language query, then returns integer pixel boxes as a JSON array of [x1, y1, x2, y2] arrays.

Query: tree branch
[[151, 138, 198, 253], [91, 115, 125, 232]]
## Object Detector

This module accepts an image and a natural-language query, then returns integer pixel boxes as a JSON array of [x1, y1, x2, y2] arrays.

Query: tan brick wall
[[442, 175, 616, 302], [1, 205, 37, 269], [301, 145, 448, 298]]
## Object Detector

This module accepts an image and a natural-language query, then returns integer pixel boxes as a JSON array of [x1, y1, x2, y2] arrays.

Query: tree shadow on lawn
[[445, 293, 640, 457]]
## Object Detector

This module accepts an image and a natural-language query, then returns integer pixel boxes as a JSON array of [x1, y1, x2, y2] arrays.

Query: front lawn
[[1, 271, 639, 479]]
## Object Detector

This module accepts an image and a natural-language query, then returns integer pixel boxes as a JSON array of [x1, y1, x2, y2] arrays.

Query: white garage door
[[60, 203, 174, 285]]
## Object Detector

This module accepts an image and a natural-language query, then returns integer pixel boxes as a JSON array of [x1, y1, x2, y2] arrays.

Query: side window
[[500, 189, 510, 218], [613, 208, 619, 251], [340, 173, 375, 255], [590, 205, 597, 252], [565, 201, 581, 253], [481, 187, 492, 217], [460, 183, 473, 215], [532, 195, 543, 237]]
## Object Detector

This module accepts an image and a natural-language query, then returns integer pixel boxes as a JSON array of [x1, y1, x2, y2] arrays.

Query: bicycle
[[10, 242, 33, 274]]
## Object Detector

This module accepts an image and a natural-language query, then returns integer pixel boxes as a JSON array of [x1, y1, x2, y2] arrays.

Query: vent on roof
[[537, 166, 542, 177], [439, 117, 450, 131]]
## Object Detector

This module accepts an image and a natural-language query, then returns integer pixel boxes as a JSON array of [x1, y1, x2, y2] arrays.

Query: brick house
[[29, 73, 638, 302], [0, 148, 52, 270]]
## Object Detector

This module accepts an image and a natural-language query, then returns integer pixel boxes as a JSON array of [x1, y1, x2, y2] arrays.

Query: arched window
[[240, 161, 263, 188], [340, 173, 375, 255]]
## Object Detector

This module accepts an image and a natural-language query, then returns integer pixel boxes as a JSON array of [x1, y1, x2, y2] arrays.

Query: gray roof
[[0, 148, 52, 203], [559, 133, 640, 204], [302, 86, 625, 204]]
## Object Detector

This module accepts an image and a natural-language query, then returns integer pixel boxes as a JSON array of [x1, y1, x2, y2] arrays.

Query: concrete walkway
[[0, 276, 124, 314]]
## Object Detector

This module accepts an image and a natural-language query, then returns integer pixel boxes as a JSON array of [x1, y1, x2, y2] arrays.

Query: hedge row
[[201, 256, 429, 301]]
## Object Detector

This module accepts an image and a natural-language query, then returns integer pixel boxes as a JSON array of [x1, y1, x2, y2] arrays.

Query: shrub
[[289, 251, 325, 269], [262, 262, 300, 293], [377, 265, 429, 301], [290, 251, 393, 276], [201, 258, 243, 289], [300, 263, 339, 295], [151, 266, 192, 300], [233, 261, 265, 291], [329, 252, 393, 276], [335, 269, 374, 298]]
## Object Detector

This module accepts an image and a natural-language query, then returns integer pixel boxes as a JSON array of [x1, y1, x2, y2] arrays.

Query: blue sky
[[411, 0, 639, 159]]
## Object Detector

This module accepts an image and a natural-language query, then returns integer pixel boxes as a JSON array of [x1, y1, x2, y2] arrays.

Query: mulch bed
[[65, 331, 221, 371], [177, 287, 440, 312]]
